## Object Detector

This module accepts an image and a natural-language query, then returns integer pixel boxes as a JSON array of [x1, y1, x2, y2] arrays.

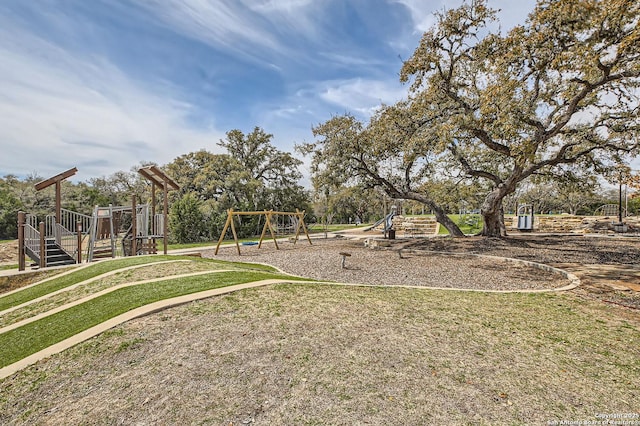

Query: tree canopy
[[166, 127, 310, 241]]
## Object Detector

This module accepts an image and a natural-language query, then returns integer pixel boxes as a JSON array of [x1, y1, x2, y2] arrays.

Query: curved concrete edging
[[0, 260, 193, 317], [0, 268, 236, 334], [0, 278, 300, 380], [204, 246, 582, 294], [395, 248, 582, 292]]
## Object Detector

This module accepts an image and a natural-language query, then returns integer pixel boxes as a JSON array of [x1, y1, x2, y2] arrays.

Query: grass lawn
[[410, 213, 483, 235], [0, 261, 238, 328]]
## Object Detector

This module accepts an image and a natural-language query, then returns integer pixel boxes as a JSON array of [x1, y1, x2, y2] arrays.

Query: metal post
[[619, 179, 623, 224], [76, 220, 82, 263], [18, 211, 25, 271], [39, 221, 46, 269], [55, 180, 62, 225], [151, 182, 156, 235]]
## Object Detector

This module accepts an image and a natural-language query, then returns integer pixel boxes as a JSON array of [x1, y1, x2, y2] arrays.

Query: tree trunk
[[480, 188, 508, 237], [432, 203, 465, 237], [403, 190, 465, 237]]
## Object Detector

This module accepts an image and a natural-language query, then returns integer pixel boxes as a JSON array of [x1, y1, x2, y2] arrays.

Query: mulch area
[[381, 233, 640, 310]]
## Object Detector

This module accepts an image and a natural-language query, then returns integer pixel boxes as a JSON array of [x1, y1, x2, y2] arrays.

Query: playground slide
[[364, 211, 395, 232]]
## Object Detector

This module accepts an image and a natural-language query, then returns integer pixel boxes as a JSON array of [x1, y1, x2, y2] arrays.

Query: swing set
[[214, 208, 312, 255]]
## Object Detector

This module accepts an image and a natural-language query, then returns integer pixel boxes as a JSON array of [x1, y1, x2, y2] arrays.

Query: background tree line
[[1, 156, 635, 242]]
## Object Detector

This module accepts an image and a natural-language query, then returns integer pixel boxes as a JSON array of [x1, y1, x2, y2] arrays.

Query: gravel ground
[[396, 233, 640, 265], [206, 237, 573, 291]]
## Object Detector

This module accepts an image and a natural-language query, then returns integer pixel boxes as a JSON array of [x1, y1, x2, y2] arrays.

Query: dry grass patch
[[1, 284, 638, 425]]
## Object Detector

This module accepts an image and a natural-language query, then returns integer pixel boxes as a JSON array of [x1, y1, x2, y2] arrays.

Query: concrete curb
[[0, 269, 236, 334], [0, 260, 192, 317], [396, 249, 582, 292], [0, 278, 295, 380]]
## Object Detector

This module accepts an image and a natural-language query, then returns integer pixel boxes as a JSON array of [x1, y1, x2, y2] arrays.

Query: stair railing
[[86, 205, 100, 262], [54, 222, 77, 260], [45, 214, 56, 240], [61, 208, 93, 236], [44, 209, 94, 261], [23, 218, 41, 260]]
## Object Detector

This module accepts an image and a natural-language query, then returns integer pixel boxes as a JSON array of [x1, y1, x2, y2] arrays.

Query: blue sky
[[0, 0, 538, 183]]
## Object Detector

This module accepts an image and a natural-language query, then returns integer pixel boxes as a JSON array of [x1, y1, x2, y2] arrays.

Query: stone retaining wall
[[392, 215, 440, 236], [509, 215, 640, 234]]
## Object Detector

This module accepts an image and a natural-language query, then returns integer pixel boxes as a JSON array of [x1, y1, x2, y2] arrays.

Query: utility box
[[517, 204, 534, 231]]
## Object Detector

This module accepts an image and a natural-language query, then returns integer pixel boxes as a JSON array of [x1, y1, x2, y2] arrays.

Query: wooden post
[[18, 211, 25, 271], [131, 196, 137, 256], [76, 220, 82, 264], [137, 165, 179, 256], [163, 177, 169, 255], [215, 209, 234, 255], [151, 181, 157, 251], [293, 209, 312, 246], [35, 167, 77, 226], [266, 210, 279, 250], [151, 182, 157, 235], [39, 221, 46, 269], [229, 211, 241, 254], [258, 210, 270, 248], [300, 210, 312, 245]]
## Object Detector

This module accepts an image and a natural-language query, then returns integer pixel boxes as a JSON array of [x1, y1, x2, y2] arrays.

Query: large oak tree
[[400, 0, 639, 236], [306, 0, 639, 237]]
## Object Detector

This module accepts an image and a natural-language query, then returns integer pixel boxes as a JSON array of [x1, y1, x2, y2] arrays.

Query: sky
[[0, 0, 540, 183]]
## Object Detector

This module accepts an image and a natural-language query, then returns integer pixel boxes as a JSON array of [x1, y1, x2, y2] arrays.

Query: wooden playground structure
[[214, 209, 312, 255], [18, 166, 179, 270]]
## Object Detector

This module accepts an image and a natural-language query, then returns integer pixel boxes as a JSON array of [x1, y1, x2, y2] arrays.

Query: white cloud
[[318, 78, 407, 117], [391, 0, 536, 35], [390, 0, 443, 33], [0, 23, 224, 180], [248, 0, 319, 35], [136, 0, 307, 64]]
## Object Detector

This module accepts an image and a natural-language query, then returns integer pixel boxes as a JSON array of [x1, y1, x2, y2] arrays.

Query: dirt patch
[[0, 270, 62, 295], [0, 240, 18, 264], [397, 234, 640, 265], [390, 234, 640, 309]]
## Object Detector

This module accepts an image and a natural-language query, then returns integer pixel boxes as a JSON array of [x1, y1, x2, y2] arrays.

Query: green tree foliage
[[302, 110, 466, 236], [398, 0, 639, 236], [169, 193, 206, 244], [166, 127, 310, 240], [88, 166, 150, 208], [0, 178, 23, 239]]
